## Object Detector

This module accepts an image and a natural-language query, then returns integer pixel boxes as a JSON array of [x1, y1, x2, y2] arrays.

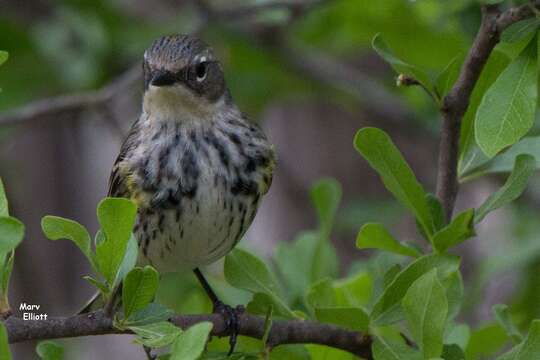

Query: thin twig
[[0, 66, 141, 127], [3, 311, 373, 359], [436, 2, 539, 220], [396, 74, 440, 104]]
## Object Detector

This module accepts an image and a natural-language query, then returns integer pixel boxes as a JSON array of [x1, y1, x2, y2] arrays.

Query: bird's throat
[[143, 86, 221, 124]]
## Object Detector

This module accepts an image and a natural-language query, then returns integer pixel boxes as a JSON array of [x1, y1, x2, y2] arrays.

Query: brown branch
[[3, 311, 372, 358], [436, 2, 539, 220], [0, 66, 141, 127]]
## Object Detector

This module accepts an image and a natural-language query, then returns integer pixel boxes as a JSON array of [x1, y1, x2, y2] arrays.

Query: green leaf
[[446, 323, 471, 351], [0, 323, 11, 360], [0, 179, 8, 217], [116, 235, 138, 284], [0, 52, 7, 67], [41, 216, 92, 266], [247, 292, 297, 319], [444, 271, 464, 321], [306, 273, 374, 314], [83, 276, 109, 294], [123, 266, 159, 320], [36, 341, 64, 360], [402, 270, 448, 359], [130, 321, 182, 348], [372, 336, 421, 360], [95, 198, 137, 286], [475, 154, 535, 223], [274, 231, 324, 303], [334, 271, 373, 307], [432, 209, 475, 253], [0, 252, 14, 302], [372, 33, 433, 95], [426, 194, 446, 233], [475, 40, 538, 158], [354, 127, 434, 239], [493, 304, 522, 344], [357, 223, 421, 257], [225, 249, 295, 318], [0, 217, 24, 256], [270, 345, 310, 360], [306, 278, 335, 309], [435, 55, 463, 99], [306, 344, 357, 360], [441, 344, 465, 360], [515, 320, 540, 359], [314, 307, 369, 331], [383, 264, 402, 288], [501, 18, 540, 43], [123, 303, 174, 326], [461, 136, 540, 181], [498, 345, 522, 360], [225, 248, 278, 294], [465, 323, 508, 360], [459, 51, 510, 175], [370, 254, 459, 325], [310, 178, 341, 237], [170, 322, 213, 360], [311, 239, 339, 284]]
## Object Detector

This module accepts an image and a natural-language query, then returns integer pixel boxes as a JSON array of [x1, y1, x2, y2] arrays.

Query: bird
[[84, 34, 275, 354]]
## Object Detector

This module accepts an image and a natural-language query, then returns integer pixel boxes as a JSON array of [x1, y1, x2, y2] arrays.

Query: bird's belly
[[134, 177, 256, 273]]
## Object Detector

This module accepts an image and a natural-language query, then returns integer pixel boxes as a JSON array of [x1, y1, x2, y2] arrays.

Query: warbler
[[85, 34, 275, 352]]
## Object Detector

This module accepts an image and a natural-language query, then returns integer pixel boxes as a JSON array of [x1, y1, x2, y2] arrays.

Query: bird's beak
[[151, 71, 176, 87]]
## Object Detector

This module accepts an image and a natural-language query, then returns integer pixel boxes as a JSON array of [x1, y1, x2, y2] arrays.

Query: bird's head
[[142, 34, 229, 120]]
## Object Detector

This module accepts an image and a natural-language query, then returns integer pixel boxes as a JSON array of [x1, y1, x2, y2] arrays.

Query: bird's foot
[[213, 301, 245, 355]]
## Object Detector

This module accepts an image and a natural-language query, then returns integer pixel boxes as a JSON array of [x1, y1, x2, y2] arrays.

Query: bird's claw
[[213, 301, 244, 356]]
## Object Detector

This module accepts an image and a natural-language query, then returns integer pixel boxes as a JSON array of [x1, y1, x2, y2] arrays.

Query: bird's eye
[[195, 62, 208, 82]]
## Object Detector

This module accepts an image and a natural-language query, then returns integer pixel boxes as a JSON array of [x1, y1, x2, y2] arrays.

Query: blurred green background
[[1, 0, 539, 359]]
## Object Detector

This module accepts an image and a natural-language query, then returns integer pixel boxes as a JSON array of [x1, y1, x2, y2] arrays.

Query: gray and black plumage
[[88, 34, 275, 353], [111, 34, 275, 271]]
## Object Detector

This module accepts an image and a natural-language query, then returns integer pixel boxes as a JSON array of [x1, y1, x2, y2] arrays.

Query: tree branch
[[436, 2, 539, 220], [3, 311, 373, 358], [0, 66, 141, 127]]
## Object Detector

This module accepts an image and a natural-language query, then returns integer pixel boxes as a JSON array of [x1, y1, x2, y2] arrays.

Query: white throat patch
[[143, 85, 225, 123]]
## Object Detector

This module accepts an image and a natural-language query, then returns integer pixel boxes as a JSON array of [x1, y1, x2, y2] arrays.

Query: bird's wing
[[260, 145, 275, 196], [246, 118, 276, 196], [108, 118, 141, 198]]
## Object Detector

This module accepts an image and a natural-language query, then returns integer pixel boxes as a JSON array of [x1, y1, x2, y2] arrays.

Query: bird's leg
[[193, 268, 244, 355]]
